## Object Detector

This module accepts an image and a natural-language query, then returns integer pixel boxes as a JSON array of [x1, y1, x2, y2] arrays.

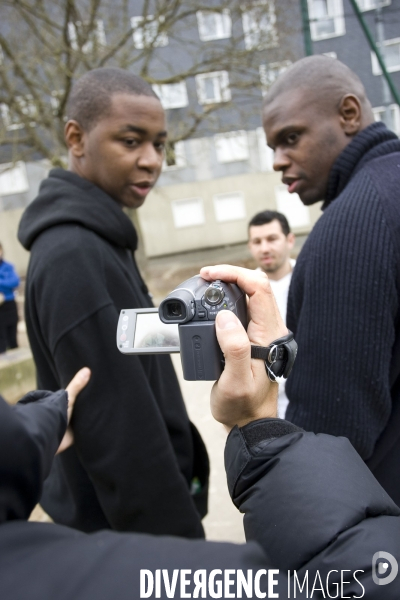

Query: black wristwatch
[[251, 331, 298, 383]]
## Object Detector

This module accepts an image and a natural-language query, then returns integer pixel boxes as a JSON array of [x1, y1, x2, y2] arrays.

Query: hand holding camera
[[117, 264, 296, 429], [200, 264, 289, 430]]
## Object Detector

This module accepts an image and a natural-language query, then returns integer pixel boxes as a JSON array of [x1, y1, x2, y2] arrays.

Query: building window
[[259, 60, 292, 94], [256, 127, 274, 171], [373, 104, 400, 135], [214, 131, 249, 163], [357, 0, 390, 10], [308, 0, 345, 40], [371, 38, 400, 74], [163, 141, 186, 170], [242, 1, 278, 50], [171, 197, 205, 228], [131, 15, 168, 49], [152, 82, 188, 110], [275, 185, 310, 229], [195, 71, 231, 104], [197, 10, 231, 41], [0, 162, 29, 196], [213, 192, 246, 223], [68, 20, 106, 53], [1, 95, 36, 131]]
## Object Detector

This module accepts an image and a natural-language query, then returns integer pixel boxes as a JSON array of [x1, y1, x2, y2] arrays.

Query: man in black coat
[[18, 68, 208, 537], [1, 265, 400, 600], [262, 55, 400, 505]]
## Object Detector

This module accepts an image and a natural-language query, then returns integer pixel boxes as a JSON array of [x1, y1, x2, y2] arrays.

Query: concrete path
[[171, 355, 246, 544]]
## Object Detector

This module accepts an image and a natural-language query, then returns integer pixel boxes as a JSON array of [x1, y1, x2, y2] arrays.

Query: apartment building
[[0, 1, 398, 269]]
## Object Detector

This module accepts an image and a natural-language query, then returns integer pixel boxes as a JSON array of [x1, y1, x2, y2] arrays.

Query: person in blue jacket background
[[0, 241, 20, 354]]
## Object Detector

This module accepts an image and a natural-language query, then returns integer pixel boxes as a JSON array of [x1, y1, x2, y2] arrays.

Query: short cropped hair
[[248, 210, 291, 236], [66, 67, 159, 131], [263, 56, 371, 118]]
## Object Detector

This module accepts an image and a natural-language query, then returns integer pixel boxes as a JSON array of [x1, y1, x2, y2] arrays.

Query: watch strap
[[250, 331, 298, 382]]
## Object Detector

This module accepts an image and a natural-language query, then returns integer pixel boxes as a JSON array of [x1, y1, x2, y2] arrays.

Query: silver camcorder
[[117, 275, 247, 381]]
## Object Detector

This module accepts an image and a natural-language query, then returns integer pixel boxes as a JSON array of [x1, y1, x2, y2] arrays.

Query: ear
[[64, 120, 85, 157], [287, 232, 295, 249], [338, 95, 362, 136]]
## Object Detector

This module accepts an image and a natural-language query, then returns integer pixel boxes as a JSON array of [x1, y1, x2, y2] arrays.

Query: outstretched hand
[[57, 367, 91, 453], [200, 265, 288, 430]]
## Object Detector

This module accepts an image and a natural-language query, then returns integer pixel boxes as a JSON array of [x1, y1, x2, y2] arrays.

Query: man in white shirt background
[[248, 210, 295, 417]]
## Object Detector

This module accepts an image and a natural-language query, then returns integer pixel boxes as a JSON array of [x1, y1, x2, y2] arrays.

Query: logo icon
[[372, 551, 398, 585]]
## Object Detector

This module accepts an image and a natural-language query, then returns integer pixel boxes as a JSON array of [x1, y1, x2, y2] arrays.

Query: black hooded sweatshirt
[[18, 168, 208, 537]]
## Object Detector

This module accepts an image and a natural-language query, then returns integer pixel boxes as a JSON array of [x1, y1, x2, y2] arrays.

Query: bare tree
[[0, 0, 302, 166]]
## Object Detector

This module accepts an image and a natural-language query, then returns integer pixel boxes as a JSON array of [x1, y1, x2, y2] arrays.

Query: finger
[[201, 265, 287, 345], [200, 264, 267, 297], [65, 367, 91, 405], [212, 310, 277, 429], [56, 428, 74, 454], [215, 310, 252, 391], [58, 368, 91, 453], [215, 309, 250, 363]]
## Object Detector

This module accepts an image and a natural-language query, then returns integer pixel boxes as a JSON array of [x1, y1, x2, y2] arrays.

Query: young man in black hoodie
[[18, 68, 209, 537], [262, 55, 400, 505]]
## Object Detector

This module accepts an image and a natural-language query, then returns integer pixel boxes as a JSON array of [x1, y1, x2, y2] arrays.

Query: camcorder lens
[[167, 301, 184, 318], [204, 286, 224, 305]]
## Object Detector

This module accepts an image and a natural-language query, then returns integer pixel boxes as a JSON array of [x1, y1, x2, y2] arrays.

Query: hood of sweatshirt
[[18, 169, 138, 252]]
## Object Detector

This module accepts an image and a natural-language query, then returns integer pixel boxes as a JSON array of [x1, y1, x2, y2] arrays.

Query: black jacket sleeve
[[226, 418, 400, 598], [2, 407, 400, 599], [0, 390, 67, 522]]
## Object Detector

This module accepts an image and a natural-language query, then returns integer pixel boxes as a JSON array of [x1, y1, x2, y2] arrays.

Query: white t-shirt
[[256, 259, 296, 418], [268, 258, 296, 323]]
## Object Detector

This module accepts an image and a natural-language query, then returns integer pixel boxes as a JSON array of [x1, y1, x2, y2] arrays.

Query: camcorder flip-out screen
[[117, 308, 180, 355]]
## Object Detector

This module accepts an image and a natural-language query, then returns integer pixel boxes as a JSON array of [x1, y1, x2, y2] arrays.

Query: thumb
[[65, 367, 91, 413], [57, 368, 90, 454], [215, 310, 250, 375]]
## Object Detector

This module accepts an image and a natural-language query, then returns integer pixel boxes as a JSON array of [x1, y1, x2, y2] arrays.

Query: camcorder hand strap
[[251, 331, 298, 383]]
